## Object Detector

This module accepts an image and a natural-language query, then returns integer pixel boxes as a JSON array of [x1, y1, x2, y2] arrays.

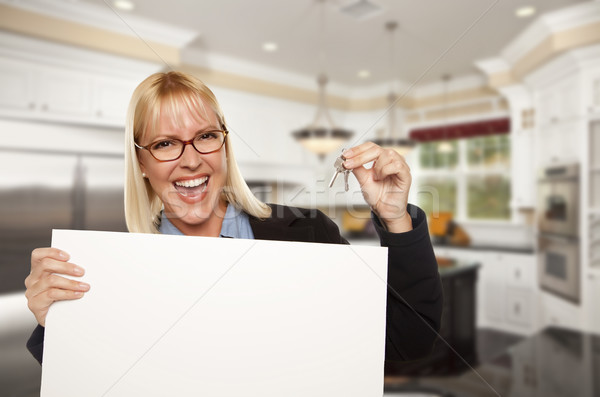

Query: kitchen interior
[[0, 0, 599, 396]]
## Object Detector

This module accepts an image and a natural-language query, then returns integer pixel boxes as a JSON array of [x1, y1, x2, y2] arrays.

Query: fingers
[[342, 142, 382, 169], [26, 247, 88, 327], [350, 164, 370, 187], [344, 143, 409, 180], [31, 247, 70, 264], [26, 273, 90, 300], [29, 248, 83, 283], [28, 288, 85, 327], [374, 155, 411, 183]]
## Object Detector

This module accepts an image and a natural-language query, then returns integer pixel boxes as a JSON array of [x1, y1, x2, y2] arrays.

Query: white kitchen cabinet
[[583, 68, 600, 116], [434, 246, 538, 335], [537, 76, 582, 127], [93, 76, 137, 126], [479, 251, 538, 334], [537, 120, 582, 166], [511, 128, 535, 208], [585, 272, 600, 334], [506, 290, 533, 326], [36, 65, 93, 119], [480, 252, 506, 323], [539, 290, 581, 330], [0, 57, 35, 114], [0, 56, 148, 128]]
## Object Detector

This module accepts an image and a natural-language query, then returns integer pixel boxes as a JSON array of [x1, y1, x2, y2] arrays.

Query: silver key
[[343, 169, 350, 192], [328, 156, 345, 188]]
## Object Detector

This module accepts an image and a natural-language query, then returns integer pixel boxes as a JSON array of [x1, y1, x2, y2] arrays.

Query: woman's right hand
[[24, 248, 90, 327]]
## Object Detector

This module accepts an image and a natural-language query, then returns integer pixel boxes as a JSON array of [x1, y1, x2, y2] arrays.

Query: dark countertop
[[434, 241, 535, 255], [385, 327, 600, 397], [437, 258, 480, 278]]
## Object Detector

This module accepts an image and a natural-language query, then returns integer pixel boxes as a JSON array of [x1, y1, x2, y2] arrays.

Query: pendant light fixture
[[292, 0, 353, 160], [372, 21, 416, 157]]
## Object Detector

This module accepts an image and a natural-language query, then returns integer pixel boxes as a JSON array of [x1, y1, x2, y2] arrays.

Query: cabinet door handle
[[514, 303, 521, 315], [515, 269, 521, 279]]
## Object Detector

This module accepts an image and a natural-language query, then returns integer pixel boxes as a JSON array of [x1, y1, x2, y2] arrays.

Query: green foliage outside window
[[419, 141, 459, 169], [416, 134, 511, 221], [416, 177, 457, 217], [467, 135, 510, 168], [467, 175, 511, 220]]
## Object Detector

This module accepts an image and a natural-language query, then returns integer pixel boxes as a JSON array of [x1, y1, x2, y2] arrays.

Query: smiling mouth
[[173, 176, 209, 197]]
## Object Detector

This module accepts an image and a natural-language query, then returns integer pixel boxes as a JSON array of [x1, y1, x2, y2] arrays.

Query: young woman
[[25, 71, 442, 364]]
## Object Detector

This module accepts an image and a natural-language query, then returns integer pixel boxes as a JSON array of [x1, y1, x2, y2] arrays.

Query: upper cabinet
[[584, 68, 600, 117], [536, 76, 582, 127], [0, 56, 142, 128], [92, 76, 138, 125], [0, 31, 162, 129], [0, 57, 35, 113]]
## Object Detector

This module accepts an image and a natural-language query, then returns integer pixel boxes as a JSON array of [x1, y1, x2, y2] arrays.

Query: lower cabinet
[[434, 247, 538, 336], [506, 290, 533, 326], [587, 272, 600, 334], [479, 252, 538, 335]]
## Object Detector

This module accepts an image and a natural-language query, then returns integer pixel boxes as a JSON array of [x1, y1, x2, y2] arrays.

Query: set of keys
[[329, 150, 350, 192]]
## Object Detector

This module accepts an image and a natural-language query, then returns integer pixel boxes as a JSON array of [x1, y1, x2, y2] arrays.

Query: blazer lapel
[[249, 205, 316, 242]]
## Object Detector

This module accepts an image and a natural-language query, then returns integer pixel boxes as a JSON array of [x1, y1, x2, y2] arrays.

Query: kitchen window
[[415, 134, 511, 221]]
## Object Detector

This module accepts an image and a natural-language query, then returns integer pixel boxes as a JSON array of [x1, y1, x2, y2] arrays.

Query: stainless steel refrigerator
[[0, 148, 128, 293]]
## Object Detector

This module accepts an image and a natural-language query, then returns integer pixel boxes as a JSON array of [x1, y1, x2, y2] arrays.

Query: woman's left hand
[[342, 142, 413, 233]]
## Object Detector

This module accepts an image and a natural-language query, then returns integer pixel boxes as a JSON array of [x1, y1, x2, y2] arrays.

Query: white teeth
[[175, 176, 208, 188]]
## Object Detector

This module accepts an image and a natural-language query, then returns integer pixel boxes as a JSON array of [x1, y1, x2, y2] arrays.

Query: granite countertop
[[434, 241, 535, 255], [436, 258, 480, 277]]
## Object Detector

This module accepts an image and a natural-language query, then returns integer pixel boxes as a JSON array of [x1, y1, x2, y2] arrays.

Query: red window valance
[[409, 117, 510, 142]]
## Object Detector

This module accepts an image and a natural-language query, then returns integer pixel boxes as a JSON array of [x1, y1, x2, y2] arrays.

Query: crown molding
[[475, 57, 511, 75], [502, 1, 600, 64], [0, 30, 161, 78], [0, 0, 198, 48], [411, 74, 488, 98], [524, 43, 600, 87], [183, 48, 321, 93]]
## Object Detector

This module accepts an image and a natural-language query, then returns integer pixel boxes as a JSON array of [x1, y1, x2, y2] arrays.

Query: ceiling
[[81, 0, 588, 87]]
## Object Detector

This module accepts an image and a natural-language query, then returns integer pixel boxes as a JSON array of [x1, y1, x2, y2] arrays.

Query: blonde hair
[[124, 71, 271, 233]]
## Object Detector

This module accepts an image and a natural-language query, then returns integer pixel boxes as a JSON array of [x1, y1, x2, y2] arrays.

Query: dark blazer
[[27, 203, 442, 364]]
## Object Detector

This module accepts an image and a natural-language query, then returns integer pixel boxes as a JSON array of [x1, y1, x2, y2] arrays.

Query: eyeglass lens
[[150, 131, 225, 161]]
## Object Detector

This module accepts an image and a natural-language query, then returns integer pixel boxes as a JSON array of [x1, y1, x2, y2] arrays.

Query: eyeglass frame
[[134, 129, 229, 162]]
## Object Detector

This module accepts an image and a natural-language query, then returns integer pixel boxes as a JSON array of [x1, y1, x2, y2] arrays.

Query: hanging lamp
[[372, 21, 416, 157], [292, 0, 353, 160]]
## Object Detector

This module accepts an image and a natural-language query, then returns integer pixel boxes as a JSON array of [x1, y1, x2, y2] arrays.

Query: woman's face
[[138, 103, 228, 235]]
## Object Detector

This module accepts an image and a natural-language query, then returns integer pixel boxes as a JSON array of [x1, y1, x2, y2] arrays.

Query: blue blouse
[[158, 204, 255, 239]]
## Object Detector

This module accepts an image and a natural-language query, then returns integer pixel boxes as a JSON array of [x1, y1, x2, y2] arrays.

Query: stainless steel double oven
[[537, 164, 580, 303]]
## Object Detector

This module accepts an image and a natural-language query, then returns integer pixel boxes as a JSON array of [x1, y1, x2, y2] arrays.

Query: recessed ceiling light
[[262, 42, 278, 52], [357, 70, 371, 79], [113, 0, 135, 11], [515, 6, 536, 18]]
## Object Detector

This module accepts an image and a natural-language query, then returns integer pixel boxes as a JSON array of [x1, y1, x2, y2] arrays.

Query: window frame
[[412, 136, 512, 223]]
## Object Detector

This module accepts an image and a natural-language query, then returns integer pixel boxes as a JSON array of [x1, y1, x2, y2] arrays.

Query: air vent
[[339, 0, 382, 20]]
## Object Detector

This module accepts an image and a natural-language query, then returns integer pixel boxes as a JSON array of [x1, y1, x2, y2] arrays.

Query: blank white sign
[[42, 229, 388, 397]]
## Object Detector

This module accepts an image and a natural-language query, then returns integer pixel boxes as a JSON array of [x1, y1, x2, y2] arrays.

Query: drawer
[[541, 295, 580, 329], [506, 290, 532, 326], [506, 261, 535, 288]]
